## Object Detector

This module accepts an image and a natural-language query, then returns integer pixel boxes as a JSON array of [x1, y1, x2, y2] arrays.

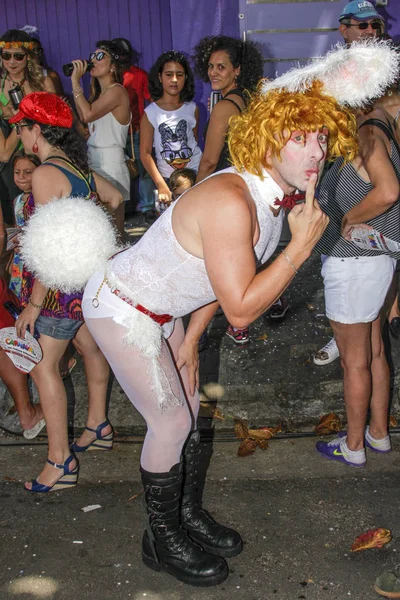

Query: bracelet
[[282, 250, 299, 275], [29, 298, 43, 309], [73, 86, 83, 99]]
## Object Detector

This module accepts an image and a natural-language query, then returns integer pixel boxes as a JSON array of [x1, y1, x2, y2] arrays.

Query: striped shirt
[[316, 119, 400, 260]]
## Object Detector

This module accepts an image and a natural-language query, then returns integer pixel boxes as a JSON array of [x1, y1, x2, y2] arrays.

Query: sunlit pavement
[[1, 434, 400, 600]]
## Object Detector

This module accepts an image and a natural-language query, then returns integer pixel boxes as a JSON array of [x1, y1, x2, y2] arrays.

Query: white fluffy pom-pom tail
[[20, 197, 121, 293]]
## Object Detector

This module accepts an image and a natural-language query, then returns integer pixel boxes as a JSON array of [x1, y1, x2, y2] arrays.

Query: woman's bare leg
[[389, 292, 399, 322], [71, 323, 111, 446], [330, 320, 372, 451], [369, 315, 390, 439], [0, 350, 43, 430], [25, 334, 76, 489], [58, 343, 76, 378]]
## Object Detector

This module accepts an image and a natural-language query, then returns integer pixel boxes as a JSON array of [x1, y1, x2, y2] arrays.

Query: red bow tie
[[274, 192, 306, 210]]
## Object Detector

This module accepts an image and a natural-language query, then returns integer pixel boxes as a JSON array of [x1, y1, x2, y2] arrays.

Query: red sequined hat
[[9, 92, 73, 128]]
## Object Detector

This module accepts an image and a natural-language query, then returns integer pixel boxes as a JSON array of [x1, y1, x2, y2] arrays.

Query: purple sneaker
[[338, 429, 391, 454], [316, 437, 366, 467]]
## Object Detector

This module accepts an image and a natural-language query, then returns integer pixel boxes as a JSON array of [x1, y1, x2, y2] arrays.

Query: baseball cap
[[339, 1, 383, 22], [9, 92, 73, 128]]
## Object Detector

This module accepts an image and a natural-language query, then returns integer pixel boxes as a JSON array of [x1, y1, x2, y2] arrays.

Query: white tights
[[84, 317, 199, 473]]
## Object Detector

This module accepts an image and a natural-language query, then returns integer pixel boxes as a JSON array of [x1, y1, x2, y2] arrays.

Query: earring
[[27, 59, 34, 75], [32, 142, 38, 153]]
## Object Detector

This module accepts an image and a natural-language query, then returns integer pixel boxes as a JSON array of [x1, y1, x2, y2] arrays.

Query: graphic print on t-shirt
[[159, 120, 193, 171]]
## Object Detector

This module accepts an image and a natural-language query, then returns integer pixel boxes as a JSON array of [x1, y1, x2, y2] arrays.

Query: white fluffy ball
[[20, 196, 120, 293]]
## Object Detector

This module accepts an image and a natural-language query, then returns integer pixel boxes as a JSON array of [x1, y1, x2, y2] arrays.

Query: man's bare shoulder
[[191, 172, 250, 207]]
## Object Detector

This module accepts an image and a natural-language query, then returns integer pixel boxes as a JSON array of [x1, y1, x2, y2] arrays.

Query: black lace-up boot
[[140, 462, 228, 587], [181, 430, 243, 557]]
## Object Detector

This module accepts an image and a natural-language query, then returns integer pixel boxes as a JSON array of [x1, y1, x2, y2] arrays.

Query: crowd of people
[[0, 0, 399, 590]]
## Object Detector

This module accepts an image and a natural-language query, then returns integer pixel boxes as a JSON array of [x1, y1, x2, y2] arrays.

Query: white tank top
[[145, 101, 202, 178], [109, 167, 284, 317], [88, 110, 129, 150]]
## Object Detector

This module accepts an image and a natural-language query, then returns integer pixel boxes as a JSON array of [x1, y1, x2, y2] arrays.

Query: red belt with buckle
[[109, 285, 173, 327]]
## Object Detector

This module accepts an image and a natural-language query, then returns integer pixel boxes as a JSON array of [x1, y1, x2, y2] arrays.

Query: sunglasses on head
[[346, 21, 382, 30], [1, 51, 26, 62], [89, 51, 106, 62]]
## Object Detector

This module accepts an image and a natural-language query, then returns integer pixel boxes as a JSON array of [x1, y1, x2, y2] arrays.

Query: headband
[[0, 40, 34, 50]]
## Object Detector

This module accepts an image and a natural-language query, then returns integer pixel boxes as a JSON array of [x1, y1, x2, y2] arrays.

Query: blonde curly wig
[[228, 81, 358, 178]]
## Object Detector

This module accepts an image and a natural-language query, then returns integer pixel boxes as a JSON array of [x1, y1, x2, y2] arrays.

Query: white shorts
[[321, 254, 396, 324]]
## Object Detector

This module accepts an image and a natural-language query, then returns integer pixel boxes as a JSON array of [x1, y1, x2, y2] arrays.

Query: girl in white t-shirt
[[140, 51, 202, 203]]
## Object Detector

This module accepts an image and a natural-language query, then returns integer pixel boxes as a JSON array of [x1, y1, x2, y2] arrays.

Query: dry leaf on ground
[[198, 402, 225, 420], [234, 418, 249, 439], [315, 412, 342, 435], [128, 490, 144, 502], [248, 428, 274, 440], [389, 415, 398, 428], [351, 528, 392, 552], [248, 424, 282, 440], [256, 438, 269, 450], [256, 333, 268, 342], [237, 438, 257, 457], [260, 424, 282, 436]]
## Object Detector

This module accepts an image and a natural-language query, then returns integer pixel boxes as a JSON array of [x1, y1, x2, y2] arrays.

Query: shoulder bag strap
[[129, 122, 135, 160]]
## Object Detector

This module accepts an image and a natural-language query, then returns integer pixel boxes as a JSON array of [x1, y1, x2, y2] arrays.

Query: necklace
[[7, 75, 26, 91], [100, 82, 118, 96]]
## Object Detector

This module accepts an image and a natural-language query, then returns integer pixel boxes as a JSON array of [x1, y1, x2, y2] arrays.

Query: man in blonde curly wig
[[40, 41, 397, 586], [229, 81, 358, 179]]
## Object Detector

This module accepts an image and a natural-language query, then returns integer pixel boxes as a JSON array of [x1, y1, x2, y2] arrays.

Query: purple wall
[[380, 3, 400, 42], [0, 0, 174, 90], [0, 0, 238, 90], [170, 0, 240, 141], [0, 0, 397, 137], [0, 0, 239, 142]]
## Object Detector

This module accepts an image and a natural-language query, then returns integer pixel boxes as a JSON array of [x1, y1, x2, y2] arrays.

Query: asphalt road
[[1, 433, 400, 600]]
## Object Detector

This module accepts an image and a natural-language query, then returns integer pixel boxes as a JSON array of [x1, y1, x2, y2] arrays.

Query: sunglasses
[[1, 51, 26, 62], [89, 51, 106, 62], [14, 123, 29, 135], [346, 21, 382, 31]]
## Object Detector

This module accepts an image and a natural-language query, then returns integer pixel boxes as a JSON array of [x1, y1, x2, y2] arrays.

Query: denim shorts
[[35, 315, 83, 340]]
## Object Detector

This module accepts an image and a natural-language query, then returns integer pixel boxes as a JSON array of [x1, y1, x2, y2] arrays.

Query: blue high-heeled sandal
[[70, 419, 114, 452], [25, 455, 79, 493]]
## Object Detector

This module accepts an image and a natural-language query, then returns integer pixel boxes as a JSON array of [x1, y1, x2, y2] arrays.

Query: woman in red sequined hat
[[10, 92, 122, 493], [0, 29, 56, 224]]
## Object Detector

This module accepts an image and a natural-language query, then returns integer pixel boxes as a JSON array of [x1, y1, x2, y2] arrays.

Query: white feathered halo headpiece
[[20, 197, 121, 293], [262, 39, 400, 108]]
